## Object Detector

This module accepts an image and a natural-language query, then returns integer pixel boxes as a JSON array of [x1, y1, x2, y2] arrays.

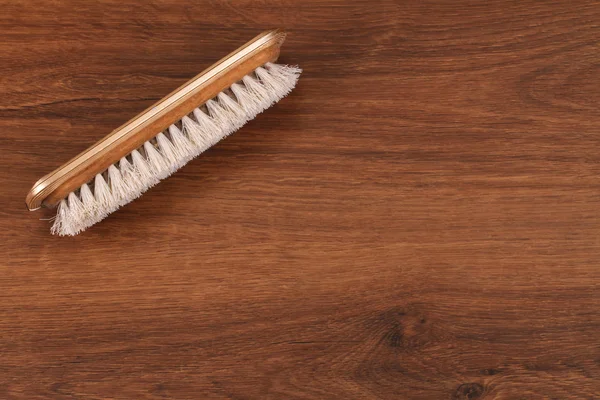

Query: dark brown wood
[[1, 1, 599, 399]]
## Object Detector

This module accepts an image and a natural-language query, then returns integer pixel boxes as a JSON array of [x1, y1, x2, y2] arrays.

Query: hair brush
[[26, 29, 301, 236]]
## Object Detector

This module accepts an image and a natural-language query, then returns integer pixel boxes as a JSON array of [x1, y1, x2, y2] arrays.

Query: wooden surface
[[1, 1, 599, 398]]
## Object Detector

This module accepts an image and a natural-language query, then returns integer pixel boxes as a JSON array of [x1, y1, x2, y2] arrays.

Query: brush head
[[25, 30, 302, 236], [51, 62, 301, 236]]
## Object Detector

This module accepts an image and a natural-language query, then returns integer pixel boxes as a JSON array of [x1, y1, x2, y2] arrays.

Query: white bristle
[[50, 199, 69, 236], [118, 156, 142, 202], [255, 66, 292, 96], [143, 141, 170, 179], [94, 174, 112, 212], [156, 132, 182, 170], [180, 116, 200, 147], [66, 191, 85, 235], [205, 99, 233, 136], [241, 75, 271, 109], [50, 63, 301, 235], [107, 164, 128, 205], [79, 183, 96, 223], [167, 125, 194, 162], [131, 149, 156, 185], [217, 92, 246, 125], [230, 82, 262, 118], [191, 109, 221, 148], [265, 62, 302, 88]]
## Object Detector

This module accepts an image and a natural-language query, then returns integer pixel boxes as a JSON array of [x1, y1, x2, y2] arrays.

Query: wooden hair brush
[[25, 29, 301, 236]]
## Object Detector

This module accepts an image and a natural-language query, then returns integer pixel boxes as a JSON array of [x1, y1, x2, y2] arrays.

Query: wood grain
[[1, 0, 599, 399]]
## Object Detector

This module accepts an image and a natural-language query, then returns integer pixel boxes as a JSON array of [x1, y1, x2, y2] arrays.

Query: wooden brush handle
[[26, 29, 286, 211]]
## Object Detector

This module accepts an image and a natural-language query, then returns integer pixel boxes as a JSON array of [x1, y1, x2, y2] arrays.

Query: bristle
[[66, 191, 85, 235], [143, 141, 169, 179], [241, 75, 271, 109], [94, 174, 112, 213], [265, 62, 302, 88], [217, 92, 246, 125], [205, 99, 233, 136], [79, 183, 96, 224], [156, 132, 182, 170], [131, 149, 157, 186], [255, 66, 292, 97], [167, 125, 194, 162], [119, 156, 144, 201], [230, 82, 262, 118], [192, 109, 221, 148], [181, 115, 207, 149], [50, 199, 69, 236], [50, 63, 301, 236], [107, 164, 128, 205]]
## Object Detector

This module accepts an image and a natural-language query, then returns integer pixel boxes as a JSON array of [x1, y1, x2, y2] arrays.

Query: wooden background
[[1, 1, 599, 398]]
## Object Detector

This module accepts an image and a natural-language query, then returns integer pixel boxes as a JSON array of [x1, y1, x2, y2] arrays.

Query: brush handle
[[26, 29, 286, 211]]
